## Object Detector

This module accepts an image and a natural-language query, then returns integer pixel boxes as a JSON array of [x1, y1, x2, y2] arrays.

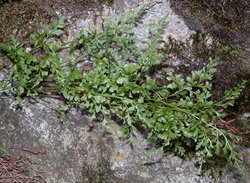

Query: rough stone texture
[[0, 97, 114, 182], [1, 97, 250, 183], [109, 125, 214, 183], [1, 0, 250, 183]]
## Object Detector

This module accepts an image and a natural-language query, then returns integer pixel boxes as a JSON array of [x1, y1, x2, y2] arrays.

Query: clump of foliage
[[0, 4, 247, 171], [0, 147, 8, 154]]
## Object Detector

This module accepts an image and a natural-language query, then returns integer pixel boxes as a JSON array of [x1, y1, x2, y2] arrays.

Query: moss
[[99, 0, 114, 7], [0, 0, 114, 44], [77, 159, 124, 183], [159, 32, 244, 87], [199, 156, 236, 181], [78, 162, 110, 183], [0, 1, 53, 43], [169, 0, 250, 47]]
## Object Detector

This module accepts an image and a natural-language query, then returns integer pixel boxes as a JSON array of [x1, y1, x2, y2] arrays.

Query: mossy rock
[[0, 0, 114, 43], [169, 0, 250, 47], [0, 1, 55, 43], [78, 160, 124, 183]]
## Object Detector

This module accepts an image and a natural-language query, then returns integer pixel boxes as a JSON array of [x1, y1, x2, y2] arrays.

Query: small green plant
[[0, 4, 246, 171], [0, 146, 9, 154]]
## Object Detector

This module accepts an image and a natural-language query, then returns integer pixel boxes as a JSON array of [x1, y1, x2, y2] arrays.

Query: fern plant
[[0, 4, 246, 171]]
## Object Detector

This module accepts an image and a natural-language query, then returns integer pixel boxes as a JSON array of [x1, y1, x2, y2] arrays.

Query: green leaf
[[52, 29, 64, 36], [0, 81, 9, 92], [109, 85, 118, 92], [167, 83, 177, 89], [48, 43, 61, 52], [44, 25, 50, 35], [0, 146, 9, 154], [124, 63, 139, 74], [53, 16, 65, 29], [117, 77, 126, 84], [183, 130, 193, 138], [41, 71, 48, 76], [94, 96, 106, 103]]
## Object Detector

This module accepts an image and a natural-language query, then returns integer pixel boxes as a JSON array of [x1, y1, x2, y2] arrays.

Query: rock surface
[[0, 0, 250, 183]]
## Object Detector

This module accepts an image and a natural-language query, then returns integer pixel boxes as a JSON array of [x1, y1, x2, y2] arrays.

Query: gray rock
[[1, 96, 249, 183], [0, 97, 113, 182]]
